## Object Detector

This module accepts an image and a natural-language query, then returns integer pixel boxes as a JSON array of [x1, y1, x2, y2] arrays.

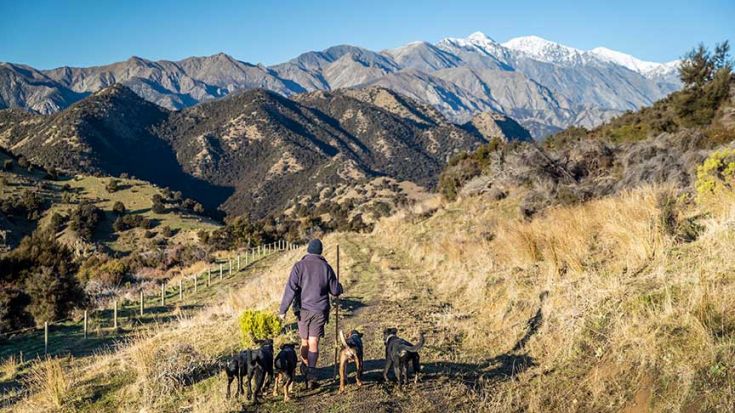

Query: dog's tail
[[339, 329, 350, 349], [399, 333, 425, 353]]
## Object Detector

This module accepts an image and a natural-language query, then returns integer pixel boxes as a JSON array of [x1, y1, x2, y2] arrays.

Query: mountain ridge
[[1, 84, 527, 218], [0, 32, 682, 138]]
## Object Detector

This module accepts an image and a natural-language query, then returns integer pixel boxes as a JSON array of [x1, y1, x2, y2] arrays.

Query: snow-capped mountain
[[503, 35, 590, 66], [589, 46, 680, 78], [504, 35, 680, 80], [0, 31, 683, 138]]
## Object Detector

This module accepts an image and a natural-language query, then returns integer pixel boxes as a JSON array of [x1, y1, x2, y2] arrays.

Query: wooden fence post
[[220, 264, 223, 280], [237, 255, 240, 270], [44, 322, 48, 356], [140, 291, 144, 316], [229, 259, 232, 275], [113, 300, 118, 330], [83, 310, 88, 339], [179, 279, 183, 300], [161, 284, 165, 306]]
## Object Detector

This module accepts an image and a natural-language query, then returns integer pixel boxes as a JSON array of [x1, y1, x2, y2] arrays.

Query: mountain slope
[[156, 87, 486, 217], [0, 84, 494, 218], [0, 84, 233, 210], [0, 32, 681, 138]]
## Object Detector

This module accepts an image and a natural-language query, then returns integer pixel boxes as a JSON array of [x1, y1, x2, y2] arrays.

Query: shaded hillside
[[156, 88, 486, 217], [0, 85, 234, 211]]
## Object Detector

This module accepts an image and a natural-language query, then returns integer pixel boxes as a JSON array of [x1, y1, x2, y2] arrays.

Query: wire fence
[[0, 240, 301, 364]]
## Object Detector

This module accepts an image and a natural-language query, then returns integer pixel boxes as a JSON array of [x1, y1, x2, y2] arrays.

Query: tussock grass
[[21, 357, 71, 412], [372, 185, 735, 411], [0, 354, 20, 381]]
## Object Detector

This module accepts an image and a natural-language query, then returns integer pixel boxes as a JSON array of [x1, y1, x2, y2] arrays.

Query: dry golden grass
[[0, 354, 19, 381], [6, 185, 734, 412], [20, 357, 71, 412], [371, 185, 735, 411]]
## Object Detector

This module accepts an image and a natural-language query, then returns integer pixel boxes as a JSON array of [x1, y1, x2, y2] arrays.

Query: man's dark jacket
[[279, 254, 343, 315]]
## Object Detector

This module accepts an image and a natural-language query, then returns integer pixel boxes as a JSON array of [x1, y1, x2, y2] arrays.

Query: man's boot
[[306, 367, 320, 390]]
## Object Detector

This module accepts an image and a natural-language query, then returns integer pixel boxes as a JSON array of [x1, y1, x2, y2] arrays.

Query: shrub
[[152, 201, 166, 214], [438, 139, 504, 201], [113, 214, 151, 232], [238, 309, 282, 347], [696, 148, 735, 201], [18, 157, 30, 169], [3, 159, 13, 171], [0, 231, 84, 330], [113, 201, 126, 216], [105, 179, 120, 193], [69, 202, 104, 241], [160, 226, 175, 238], [48, 212, 66, 234]]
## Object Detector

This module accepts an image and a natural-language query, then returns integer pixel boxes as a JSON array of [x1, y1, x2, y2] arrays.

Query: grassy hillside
[[4, 173, 733, 412], [0, 149, 219, 252]]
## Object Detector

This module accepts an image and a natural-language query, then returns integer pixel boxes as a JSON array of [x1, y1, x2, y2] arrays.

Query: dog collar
[[384, 334, 396, 344]]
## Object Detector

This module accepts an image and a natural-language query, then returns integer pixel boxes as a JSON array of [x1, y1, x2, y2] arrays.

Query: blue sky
[[1, 0, 733, 69]]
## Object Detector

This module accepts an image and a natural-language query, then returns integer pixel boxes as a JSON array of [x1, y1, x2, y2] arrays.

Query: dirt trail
[[248, 235, 530, 412]]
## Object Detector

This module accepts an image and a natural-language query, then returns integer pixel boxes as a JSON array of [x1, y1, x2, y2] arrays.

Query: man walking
[[279, 239, 342, 389]]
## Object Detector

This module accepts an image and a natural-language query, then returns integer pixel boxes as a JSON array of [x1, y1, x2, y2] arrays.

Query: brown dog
[[338, 329, 364, 392]]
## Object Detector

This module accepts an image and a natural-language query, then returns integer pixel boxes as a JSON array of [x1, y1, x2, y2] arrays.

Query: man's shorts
[[297, 310, 328, 339]]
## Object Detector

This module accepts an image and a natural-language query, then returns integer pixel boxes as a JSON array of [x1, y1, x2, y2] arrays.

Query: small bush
[[112, 201, 126, 215], [18, 157, 30, 169], [152, 201, 166, 214], [696, 148, 735, 201], [3, 159, 13, 171], [160, 226, 175, 238], [69, 202, 104, 241], [238, 309, 282, 347]]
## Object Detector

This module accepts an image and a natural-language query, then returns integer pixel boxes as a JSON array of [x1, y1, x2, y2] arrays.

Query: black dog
[[382, 328, 424, 386], [273, 343, 298, 401], [338, 329, 364, 393], [224, 339, 274, 402]]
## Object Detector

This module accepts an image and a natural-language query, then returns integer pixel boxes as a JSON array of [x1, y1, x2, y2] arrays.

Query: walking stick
[[333, 244, 340, 380]]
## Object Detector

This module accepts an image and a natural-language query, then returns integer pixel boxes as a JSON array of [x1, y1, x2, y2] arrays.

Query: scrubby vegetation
[[0, 230, 85, 332], [552, 41, 733, 145], [68, 202, 104, 241], [238, 309, 283, 347]]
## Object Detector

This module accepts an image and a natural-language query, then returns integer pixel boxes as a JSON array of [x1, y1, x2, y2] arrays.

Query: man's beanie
[[307, 239, 323, 255]]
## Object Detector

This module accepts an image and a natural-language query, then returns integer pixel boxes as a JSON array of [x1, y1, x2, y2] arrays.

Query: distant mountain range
[[1, 84, 529, 217], [0, 32, 680, 138]]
